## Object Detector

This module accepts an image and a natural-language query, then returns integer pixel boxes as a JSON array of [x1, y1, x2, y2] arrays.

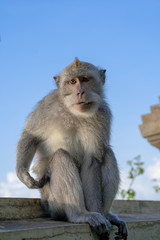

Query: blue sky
[[0, 0, 160, 199]]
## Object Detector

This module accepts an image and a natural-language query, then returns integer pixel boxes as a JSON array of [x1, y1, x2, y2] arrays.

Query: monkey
[[16, 58, 128, 240]]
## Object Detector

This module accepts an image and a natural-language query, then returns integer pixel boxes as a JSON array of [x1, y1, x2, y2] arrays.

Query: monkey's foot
[[114, 220, 128, 240], [85, 212, 112, 236]]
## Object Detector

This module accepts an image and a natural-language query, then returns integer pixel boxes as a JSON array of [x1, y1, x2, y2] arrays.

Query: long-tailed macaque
[[16, 58, 128, 240]]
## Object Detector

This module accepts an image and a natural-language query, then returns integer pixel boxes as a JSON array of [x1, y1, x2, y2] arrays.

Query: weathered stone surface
[[111, 199, 160, 214], [0, 214, 160, 240], [0, 198, 160, 240], [0, 198, 47, 220], [139, 97, 160, 149], [139, 120, 160, 138], [1, 198, 160, 220], [0, 219, 99, 240], [151, 103, 160, 113]]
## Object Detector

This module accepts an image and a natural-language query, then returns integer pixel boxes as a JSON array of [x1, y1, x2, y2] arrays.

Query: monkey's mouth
[[77, 101, 91, 106], [73, 101, 92, 111]]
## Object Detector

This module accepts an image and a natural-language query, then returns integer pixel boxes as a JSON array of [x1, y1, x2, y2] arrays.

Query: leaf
[[153, 186, 160, 193], [137, 167, 144, 175], [120, 190, 126, 199], [127, 189, 135, 200], [128, 171, 134, 179], [134, 162, 144, 166]]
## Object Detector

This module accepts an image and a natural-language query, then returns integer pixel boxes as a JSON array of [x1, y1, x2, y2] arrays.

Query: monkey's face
[[54, 58, 106, 117]]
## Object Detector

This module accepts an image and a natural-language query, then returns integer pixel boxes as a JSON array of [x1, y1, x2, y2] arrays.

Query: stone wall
[[139, 97, 160, 149]]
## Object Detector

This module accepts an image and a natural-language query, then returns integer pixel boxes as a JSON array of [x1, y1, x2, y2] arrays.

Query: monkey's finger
[[27, 176, 40, 189], [115, 221, 128, 239], [100, 232, 109, 240], [115, 232, 127, 240], [115, 237, 126, 240], [38, 175, 50, 188], [101, 223, 108, 234], [119, 221, 128, 236], [22, 172, 39, 189], [115, 235, 124, 240]]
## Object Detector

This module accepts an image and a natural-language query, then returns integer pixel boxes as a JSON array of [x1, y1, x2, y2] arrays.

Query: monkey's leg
[[81, 156, 111, 239], [41, 149, 110, 236], [102, 148, 128, 240], [81, 156, 104, 213]]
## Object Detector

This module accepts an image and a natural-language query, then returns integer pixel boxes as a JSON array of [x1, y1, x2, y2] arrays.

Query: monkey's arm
[[16, 131, 41, 189]]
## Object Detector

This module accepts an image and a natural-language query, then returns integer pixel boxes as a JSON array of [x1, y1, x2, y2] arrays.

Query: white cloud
[[1, 158, 160, 201], [146, 157, 160, 180], [118, 157, 160, 200], [0, 172, 40, 198]]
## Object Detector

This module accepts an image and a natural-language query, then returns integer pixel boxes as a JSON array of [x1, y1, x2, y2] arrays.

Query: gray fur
[[16, 58, 128, 239]]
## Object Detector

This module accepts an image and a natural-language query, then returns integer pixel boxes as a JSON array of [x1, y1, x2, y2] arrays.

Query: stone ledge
[[0, 214, 160, 240], [0, 198, 160, 220], [111, 200, 160, 214], [0, 199, 160, 239], [0, 219, 98, 240], [0, 198, 47, 220]]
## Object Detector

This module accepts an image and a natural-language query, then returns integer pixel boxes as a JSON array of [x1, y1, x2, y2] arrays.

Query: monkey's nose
[[77, 90, 85, 98]]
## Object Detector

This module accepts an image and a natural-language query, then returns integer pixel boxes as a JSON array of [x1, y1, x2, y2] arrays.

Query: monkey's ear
[[99, 69, 106, 84], [73, 57, 80, 67], [53, 76, 60, 87]]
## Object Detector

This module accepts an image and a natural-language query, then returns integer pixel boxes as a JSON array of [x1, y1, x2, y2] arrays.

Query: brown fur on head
[[54, 58, 106, 117]]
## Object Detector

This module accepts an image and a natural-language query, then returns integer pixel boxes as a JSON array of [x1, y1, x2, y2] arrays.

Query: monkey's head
[[54, 58, 106, 117]]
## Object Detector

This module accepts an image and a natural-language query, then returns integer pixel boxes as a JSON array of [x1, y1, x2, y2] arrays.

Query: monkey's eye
[[69, 79, 77, 85], [82, 77, 89, 82]]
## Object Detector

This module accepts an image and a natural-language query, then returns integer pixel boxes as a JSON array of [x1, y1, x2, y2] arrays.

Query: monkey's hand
[[114, 220, 128, 240], [38, 175, 50, 188], [17, 168, 40, 189]]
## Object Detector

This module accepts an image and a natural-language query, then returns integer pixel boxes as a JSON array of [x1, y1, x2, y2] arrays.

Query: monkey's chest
[[40, 126, 104, 164]]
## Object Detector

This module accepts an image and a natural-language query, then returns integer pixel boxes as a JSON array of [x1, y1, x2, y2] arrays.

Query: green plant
[[152, 178, 160, 193], [120, 155, 144, 200]]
